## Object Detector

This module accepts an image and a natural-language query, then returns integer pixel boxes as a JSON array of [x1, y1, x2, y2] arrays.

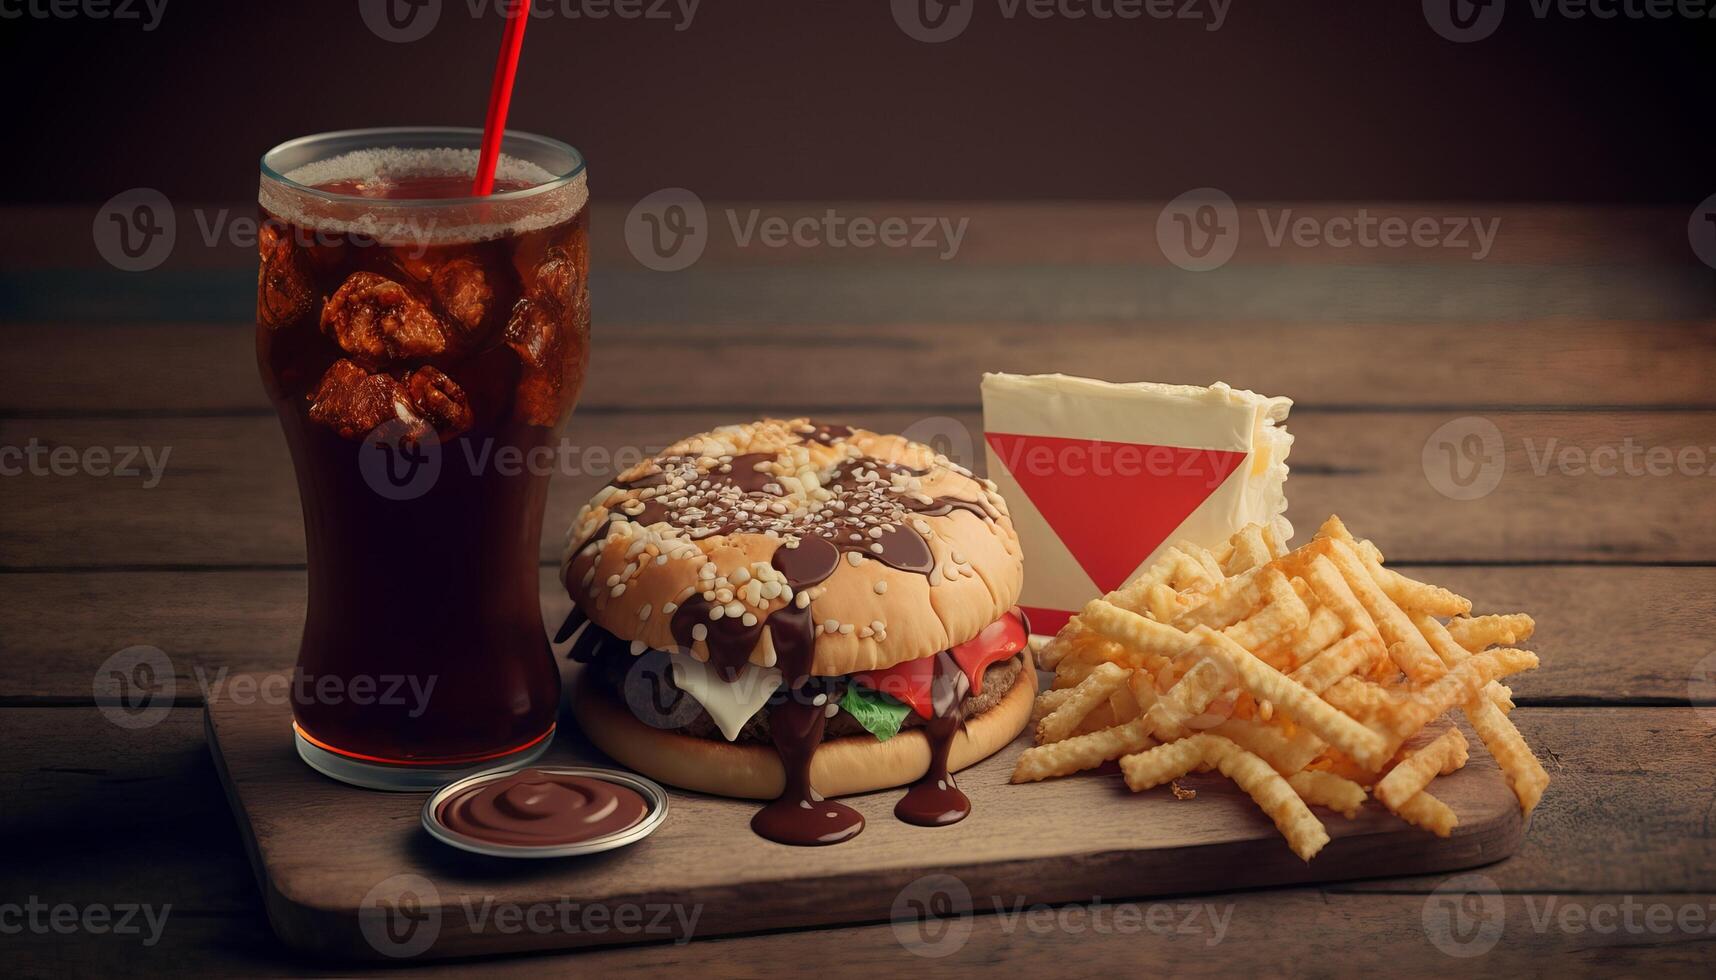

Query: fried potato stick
[[1036, 661, 1129, 745]]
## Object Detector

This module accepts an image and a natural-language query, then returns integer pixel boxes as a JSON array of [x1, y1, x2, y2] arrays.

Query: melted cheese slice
[[669, 653, 782, 741]]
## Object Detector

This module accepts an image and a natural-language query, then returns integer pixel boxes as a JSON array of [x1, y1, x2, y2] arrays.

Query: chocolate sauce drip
[[895, 652, 973, 827], [566, 620, 611, 663], [553, 605, 588, 644], [669, 596, 766, 683], [765, 603, 819, 690], [751, 690, 865, 846], [912, 496, 992, 522]]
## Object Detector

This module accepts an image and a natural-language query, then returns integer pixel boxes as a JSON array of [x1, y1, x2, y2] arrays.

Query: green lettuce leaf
[[839, 684, 912, 742]]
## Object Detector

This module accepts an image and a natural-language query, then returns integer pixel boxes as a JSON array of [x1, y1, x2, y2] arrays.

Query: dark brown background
[[4, 0, 1711, 204]]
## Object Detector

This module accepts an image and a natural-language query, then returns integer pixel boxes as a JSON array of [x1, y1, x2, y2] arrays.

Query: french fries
[[1012, 516, 1550, 861]]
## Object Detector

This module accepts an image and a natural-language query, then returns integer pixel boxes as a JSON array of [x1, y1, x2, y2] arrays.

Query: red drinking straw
[[471, 0, 531, 197]]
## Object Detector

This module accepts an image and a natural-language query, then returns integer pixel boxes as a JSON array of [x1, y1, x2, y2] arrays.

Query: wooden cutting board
[[208, 670, 1523, 962]]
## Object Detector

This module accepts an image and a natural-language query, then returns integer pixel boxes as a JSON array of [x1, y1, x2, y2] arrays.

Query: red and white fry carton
[[981, 373, 1293, 637]]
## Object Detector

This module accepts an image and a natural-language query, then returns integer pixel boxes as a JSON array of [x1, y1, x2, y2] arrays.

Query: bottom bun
[[571, 659, 1038, 800]]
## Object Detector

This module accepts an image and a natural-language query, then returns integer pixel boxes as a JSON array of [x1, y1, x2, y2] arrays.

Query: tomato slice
[[950, 609, 1029, 695], [851, 656, 937, 719], [851, 610, 1029, 719]]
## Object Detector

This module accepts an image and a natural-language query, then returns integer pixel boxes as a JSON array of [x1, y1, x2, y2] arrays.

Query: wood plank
[[4, 263, 1710, 327], [1, 203, 1700, 270], [2, 708, 1711, 956], [4, 410, 1715, 568], [4, 890, 1712, 978], [207, 671, 1521, 960], [6, 320, 1716, 417], [2, 566, 1707, 704]]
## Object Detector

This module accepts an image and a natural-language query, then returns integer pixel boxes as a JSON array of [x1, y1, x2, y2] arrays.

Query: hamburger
[[560, 419, 1033, 845]]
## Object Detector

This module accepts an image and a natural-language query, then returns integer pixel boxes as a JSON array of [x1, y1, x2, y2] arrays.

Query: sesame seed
[[638, 604, 652, 620], [692, 624, 709, 642], [873, 581, 888, 595], [610, 584, 626, 597]]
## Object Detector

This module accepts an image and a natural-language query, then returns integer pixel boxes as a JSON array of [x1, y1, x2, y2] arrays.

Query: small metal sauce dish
[[422, 765, 669, 858]]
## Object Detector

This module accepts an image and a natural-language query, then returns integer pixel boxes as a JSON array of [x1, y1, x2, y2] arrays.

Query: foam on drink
[[261, 146, 588, 245]]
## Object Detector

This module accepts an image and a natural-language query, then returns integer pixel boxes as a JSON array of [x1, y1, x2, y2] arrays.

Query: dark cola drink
[[256, 131, 589, 789]]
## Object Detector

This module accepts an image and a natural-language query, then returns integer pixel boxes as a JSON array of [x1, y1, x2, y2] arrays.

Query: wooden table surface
[[3, 202, 1714, 976]]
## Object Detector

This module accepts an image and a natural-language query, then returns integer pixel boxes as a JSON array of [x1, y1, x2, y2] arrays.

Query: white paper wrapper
[[981, 373, 1292, 636]]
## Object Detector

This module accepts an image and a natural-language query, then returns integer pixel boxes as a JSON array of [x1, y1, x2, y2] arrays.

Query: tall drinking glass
[[256, 128, 589, 790]]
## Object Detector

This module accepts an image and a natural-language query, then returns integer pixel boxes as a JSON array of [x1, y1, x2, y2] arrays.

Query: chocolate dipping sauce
[[438, 769, 649, 846]]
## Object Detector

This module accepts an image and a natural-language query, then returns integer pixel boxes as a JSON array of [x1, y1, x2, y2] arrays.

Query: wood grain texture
[[5, 890, 1714, 979], [6, 320, 1716, 416], [1, 203, 1701, 269], [2, 565, 1708, 704], [206, 673, 1523, 961], [7, 708, 1710, 914], [5, 410, 1714, 568]]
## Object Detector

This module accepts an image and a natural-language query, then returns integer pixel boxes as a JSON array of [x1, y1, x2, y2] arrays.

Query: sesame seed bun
[[570, 656, 1037, 799], [560, 419, 1025, 677]]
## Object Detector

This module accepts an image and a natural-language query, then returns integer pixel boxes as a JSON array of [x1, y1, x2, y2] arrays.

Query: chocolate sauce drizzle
[[577, 423, 1003, 846], [895, 653, 973, 827]]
